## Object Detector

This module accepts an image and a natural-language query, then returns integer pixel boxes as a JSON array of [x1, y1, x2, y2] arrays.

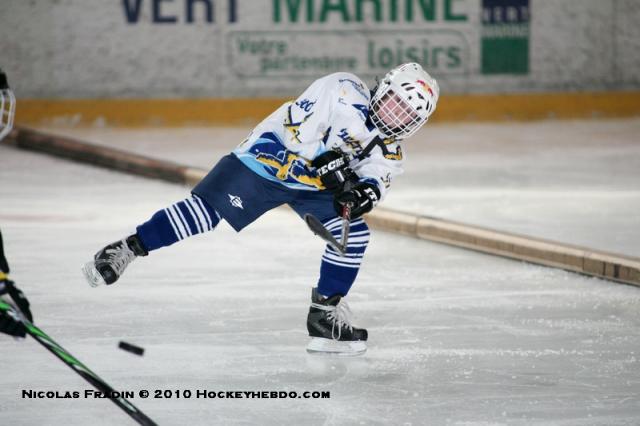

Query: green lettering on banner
[[444, 0, 466, 21], [273, 0, 314, 22], [227, 30, 468, 78], [308, 0, 315, 20], [355, 0, 382, 22], [320, 0, 350, 22], [405, 0, 436, 22], [367, 37, 464, 70], [272, 0, 471, 23], [389, 0, 398, 21]]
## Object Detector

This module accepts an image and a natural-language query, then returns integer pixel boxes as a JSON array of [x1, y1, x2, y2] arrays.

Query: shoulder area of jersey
[[319, 72, 371, 101], [313, 72, 371, 125]]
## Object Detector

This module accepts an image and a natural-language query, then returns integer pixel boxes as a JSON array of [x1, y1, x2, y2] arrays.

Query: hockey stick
[[304, 202, 352, 256], [0, 300, 157, 426], [304, 138, 389, 255]]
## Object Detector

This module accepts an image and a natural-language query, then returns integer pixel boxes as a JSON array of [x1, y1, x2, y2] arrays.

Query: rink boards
[[3, 126, 638, 288]]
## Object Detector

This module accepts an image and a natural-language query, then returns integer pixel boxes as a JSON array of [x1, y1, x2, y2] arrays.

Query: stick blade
[[303, 214, 346, 255]]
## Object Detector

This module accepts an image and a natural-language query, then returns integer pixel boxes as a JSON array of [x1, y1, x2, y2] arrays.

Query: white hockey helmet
[[0, 69, 16, 142], [370, 63, 439, 140]]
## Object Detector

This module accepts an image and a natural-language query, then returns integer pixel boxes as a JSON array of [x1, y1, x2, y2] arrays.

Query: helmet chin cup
[[370, 63, 439, 140]]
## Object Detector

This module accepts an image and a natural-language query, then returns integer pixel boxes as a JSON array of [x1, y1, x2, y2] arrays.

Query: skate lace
[[311, 299, 354, 340], [106, 240, 136, 274]]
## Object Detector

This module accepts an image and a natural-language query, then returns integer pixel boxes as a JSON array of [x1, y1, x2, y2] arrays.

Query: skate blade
[[306, 337, 367, 357], [82, 262, 105, 288]]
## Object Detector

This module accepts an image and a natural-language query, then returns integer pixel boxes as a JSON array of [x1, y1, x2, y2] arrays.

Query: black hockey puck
[[118, 341, 144, 356]]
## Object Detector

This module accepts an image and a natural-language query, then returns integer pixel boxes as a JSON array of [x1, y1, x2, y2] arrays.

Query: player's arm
[[309, 74, 374, 193], [334, 141, 405, 218]]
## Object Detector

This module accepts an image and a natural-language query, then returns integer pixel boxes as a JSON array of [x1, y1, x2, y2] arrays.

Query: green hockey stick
[[0, 300, 157, 426]]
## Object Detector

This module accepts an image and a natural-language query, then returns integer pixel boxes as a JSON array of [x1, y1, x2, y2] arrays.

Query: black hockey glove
[[311, 150, 355, 192], [0, 279, 33, 337], [0, 304, 27, 337], [334, 181, 381, 219]]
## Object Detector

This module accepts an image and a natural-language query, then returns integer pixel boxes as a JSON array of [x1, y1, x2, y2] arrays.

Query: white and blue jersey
[[184, 73, 408, 297], [233, 72, 404, 201]]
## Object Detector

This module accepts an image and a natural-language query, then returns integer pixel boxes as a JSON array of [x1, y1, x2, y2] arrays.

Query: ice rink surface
[[1, 119, 639, 425]]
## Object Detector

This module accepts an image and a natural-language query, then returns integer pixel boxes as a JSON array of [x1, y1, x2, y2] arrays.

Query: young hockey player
[[83, 63, 439, 355]]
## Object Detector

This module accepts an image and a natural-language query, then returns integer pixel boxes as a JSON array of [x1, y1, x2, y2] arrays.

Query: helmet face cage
[[0, 70, 15, 142], [370, 89, 423, 140], [370, 63, 439, 140]]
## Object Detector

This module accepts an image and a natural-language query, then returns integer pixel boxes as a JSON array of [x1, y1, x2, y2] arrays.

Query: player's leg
[[83, 154, 292, 287], [135, 193, 221, 252], [313, 214, 371, 297], [82, 193, 221, 287], [289, 192, 370, 355]]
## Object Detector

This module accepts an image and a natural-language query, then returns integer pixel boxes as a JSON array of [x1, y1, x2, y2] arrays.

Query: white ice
[[1, 119, 639, 425]]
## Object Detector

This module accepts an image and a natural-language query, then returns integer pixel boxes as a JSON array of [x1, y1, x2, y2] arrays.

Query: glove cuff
[[359, 180, 381, 205]]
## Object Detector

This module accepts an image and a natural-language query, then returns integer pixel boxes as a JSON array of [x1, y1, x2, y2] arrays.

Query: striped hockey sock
[[316, 217, 370, 297], [136, 194, 221, 251]]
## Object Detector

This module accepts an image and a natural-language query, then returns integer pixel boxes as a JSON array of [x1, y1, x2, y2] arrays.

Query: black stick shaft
[[339, 203, 352, 251]]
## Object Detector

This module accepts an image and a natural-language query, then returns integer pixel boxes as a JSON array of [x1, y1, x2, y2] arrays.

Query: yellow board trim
[[14, 92, 640, 128], [0, 272, 8, 281]]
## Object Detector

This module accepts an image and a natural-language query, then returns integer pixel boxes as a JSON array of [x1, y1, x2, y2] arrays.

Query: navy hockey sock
[[136, 194, 221, 251], [316, 217, 370, 297]]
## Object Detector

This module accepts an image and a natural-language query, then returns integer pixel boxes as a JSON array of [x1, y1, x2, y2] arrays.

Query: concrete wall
[[1, 0, 639, 99]]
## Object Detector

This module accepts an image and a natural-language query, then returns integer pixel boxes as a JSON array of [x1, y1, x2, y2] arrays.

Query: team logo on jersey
[[246, 134, 323, 189], [255, 151, 322, 189], [284, 104, 313, 144], [382, 172, 392, 189], [228, 194, 244, 209], [382, 138, 403, 161], [336, 128, 363, 155], [295, 98, 316, 113]]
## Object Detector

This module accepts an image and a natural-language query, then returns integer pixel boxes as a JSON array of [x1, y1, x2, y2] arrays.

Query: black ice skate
[[82, 235, 148, 287], [306, 287, 368, 356]]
